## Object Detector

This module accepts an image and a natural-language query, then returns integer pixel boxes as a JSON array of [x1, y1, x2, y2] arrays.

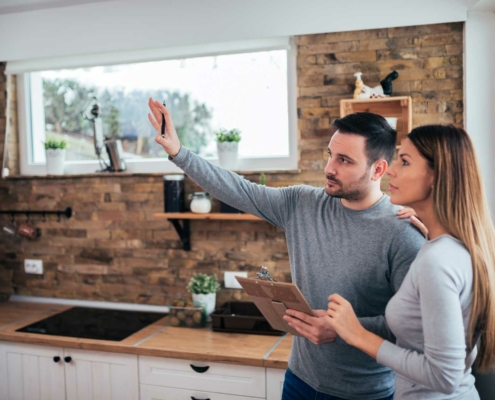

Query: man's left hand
[[283, 309, 337, 345]]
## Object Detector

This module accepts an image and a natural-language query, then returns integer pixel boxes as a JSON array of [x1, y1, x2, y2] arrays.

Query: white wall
[[465, 10, 495, 214], [0, 0, 471, 62]]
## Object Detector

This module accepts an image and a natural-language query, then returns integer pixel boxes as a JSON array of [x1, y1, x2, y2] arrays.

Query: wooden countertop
[[264, 334, 293, 369], [0, 301, 291, 369]]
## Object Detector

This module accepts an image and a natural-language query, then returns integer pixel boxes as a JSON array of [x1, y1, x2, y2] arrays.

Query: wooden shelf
[[154, 212, 264, 251], [154, 212, 262, 221], [340, 96, 412, 146]]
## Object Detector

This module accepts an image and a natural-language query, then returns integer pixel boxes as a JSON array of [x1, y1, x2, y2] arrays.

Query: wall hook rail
[[0, 207, 73, 220]]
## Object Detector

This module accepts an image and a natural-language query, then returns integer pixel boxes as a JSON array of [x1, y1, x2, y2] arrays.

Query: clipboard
[[235, 276, 315, 336]]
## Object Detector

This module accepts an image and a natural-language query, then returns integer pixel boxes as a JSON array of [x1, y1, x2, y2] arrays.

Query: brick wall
[[0, 22, 464, 304]]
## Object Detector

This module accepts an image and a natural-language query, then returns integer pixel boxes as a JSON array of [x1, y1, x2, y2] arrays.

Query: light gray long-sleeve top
[[377, 235, 480, 399], [170, 146, 425, 399]]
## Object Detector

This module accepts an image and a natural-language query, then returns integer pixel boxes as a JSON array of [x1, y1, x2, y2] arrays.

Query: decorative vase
[[217, 142, 239, 170], [192, 292, 216, 322], [45, 149, 66, 175]]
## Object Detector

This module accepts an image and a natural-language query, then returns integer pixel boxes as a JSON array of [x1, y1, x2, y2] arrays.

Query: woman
[[324, 125, 495, 399]]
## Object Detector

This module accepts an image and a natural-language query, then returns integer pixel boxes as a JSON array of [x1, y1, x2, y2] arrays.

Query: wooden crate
[[340, 96, 412, 147]]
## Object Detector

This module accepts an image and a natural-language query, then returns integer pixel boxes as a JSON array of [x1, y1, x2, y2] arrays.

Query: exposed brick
[[297, 97, 322, 108], [299, 108, 338, 119], [298, 75, 324, 87], [332, 51, 377, 63], [445, 44, 463, 56], [298, 41, 360, 55], [446, 66, 463, 79], [424, 57, 451, 69], [386, 36, 421, 49], [421, 79, 463, 91], [58, 264, 110, 275], [415, 46, 446, 58], [388, 23, 462, 38], [358, 39, 389, 51], [422, 32, 463, 47], [322, 29, 388, 43], [377, 48, 417, 61], [433, 68, 447, 79]]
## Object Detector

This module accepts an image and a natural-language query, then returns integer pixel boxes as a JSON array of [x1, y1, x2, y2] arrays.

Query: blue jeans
[[282, 369, 394, 400]]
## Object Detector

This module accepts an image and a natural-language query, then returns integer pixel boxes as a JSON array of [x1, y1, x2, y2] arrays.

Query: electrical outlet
[[224, 271, 248, 289], [24, 259, 43, 275]]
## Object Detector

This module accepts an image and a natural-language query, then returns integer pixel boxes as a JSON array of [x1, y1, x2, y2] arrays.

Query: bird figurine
[[354, 70, 399, 99]]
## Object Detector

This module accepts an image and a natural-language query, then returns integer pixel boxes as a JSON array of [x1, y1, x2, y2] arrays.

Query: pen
[[161, 101, 166, 138]]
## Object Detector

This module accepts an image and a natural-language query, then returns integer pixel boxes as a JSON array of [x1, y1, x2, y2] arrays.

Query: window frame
[[16, 38, 298, 176]]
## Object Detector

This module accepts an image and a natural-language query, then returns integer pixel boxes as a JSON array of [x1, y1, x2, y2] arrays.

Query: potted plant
[[259, 173, 267, 186], [187, 273, 221, 321], [215, 128, 241, 170], [44, 138, 67, 175]]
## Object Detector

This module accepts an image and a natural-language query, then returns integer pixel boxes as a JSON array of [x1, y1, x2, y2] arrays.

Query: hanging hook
[[57, 212, 61, 223], [25, 212, 30, 223], [10, 213, 14, 224], [42, 212, 46, 223]]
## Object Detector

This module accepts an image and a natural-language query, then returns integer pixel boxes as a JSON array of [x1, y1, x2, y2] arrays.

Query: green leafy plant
[[259, 173, 267, 186], [215, 128, 242, 143], [187, 273, 221, 295], [44, 138, 67, 150]]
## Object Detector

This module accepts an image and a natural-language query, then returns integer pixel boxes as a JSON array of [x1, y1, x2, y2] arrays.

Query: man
[[148, 99, 425, 400]]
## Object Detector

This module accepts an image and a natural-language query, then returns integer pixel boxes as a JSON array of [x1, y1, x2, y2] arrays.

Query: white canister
[[217, 141, 239, 170], [45, 149, 66, 175], [189, 192, 212, 214], [192, 292, 216, 322]]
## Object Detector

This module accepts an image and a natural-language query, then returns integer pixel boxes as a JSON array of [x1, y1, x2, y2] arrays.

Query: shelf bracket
[[169, 219, 191, 251]]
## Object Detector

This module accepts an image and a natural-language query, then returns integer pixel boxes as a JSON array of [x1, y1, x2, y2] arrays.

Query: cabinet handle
[[191, 397, 210, 400], [53, 356, 61, 363], [190, 364, 209, 373], [64, 356, 72, 363]]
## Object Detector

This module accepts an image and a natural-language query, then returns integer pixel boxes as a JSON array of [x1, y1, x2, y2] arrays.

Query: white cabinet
[[0, 342, 138, 400], [0, 341, 287, 400], [64, 348, 138, 400], [0, 342, 65, 400], [266, 368, 286, 400], [139, 356, 266, 399]]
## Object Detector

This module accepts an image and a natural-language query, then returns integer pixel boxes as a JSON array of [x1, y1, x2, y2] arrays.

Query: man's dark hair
[[331, 112, 397, 165]]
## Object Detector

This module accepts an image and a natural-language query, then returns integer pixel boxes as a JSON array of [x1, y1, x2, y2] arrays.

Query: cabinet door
[[0, 341, 65, 400], [266, 368, 286, 400], [64, 348, 138, 400]]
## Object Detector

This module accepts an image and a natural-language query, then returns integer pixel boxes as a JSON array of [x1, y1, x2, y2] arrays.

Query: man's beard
[[325, 170, 371, 202]]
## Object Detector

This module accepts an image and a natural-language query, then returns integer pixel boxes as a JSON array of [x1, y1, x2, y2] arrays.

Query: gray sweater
[[171, 147, 425, 399], [377, 235, 480, 399]]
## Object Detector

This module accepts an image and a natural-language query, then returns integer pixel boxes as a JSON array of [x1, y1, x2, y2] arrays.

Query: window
[[15, 39, 297, 175]]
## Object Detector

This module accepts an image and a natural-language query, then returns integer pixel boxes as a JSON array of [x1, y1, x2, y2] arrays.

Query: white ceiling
[[0, 0, 120, 15], [0, 0, 491, 15]]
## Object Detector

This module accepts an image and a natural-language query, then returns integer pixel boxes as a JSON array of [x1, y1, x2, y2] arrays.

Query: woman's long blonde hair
[[408, 125, 495, 372]]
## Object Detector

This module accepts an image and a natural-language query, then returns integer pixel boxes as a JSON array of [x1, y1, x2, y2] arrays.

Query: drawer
[[140, 384, 265, 400], [139, 356, 265, 398]]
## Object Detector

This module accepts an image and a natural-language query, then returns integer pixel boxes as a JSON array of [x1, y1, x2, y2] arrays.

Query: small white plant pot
[[45, 149, 66, 175], [192, 292, 216, 322], [217, 142, 239, 170]]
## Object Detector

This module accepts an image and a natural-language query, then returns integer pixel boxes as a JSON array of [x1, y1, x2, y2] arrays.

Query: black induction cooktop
[[16, 307, 168, 341]]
